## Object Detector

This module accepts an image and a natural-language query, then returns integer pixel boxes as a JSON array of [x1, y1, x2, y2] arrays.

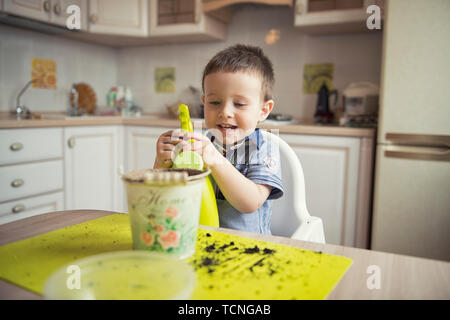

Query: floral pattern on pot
[[158, 230, 180, 250], [141, 231, 155, 246], [131, 206, 198, 257], [125, 181, 204, 259]]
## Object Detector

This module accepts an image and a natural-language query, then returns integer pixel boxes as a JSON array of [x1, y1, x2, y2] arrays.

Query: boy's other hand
[[154, 130, 185, 168], [180, 132, 224, 169]]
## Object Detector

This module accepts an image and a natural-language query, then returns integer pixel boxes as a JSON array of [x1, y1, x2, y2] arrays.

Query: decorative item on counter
[[172, 104, 219, 228], [314, 82, 338, 124], [70, 82, 97, 115], [340, 82, 379, 128]]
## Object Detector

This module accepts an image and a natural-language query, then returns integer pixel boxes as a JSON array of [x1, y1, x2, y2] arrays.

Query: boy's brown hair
[[202, 44, 275, 102]]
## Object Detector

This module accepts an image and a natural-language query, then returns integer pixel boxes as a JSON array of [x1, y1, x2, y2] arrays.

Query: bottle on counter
[[115, 86, 125, 115], [124, 87, 141, 117], [125, 87, 133, 107], [107, 87, 117, 108]]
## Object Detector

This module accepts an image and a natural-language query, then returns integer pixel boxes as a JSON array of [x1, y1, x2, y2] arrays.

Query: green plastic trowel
[[172, 104, 219, 227]]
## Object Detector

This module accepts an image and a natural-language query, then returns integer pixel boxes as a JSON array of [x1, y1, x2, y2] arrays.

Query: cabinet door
[[157, 0, 196, 26], [49, 0, 88, 31], [88, 0, 148, 36], [3, 0, 51, 22], [273, 134, 360, 246], [0, 192, 64, 225], [294, 0, 382, 34], [149, 0, 226, 40], [125, 126, 175, 172], [64, 126, 123, 212]]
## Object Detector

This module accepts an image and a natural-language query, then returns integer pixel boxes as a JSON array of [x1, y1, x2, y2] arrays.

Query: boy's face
[[202, 71, 274, 145]]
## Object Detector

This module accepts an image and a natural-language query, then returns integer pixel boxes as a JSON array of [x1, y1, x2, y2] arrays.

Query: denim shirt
[[206, 128, 284, 234]]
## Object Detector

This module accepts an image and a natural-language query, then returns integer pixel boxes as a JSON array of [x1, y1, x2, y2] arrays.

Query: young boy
[[154, 44, 284, 234]]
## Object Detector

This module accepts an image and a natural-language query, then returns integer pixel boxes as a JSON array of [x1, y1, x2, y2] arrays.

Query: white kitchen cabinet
[[271, 133, 373, 248], [149, 0, 226, 41], [88, 0, 148, 36], [2, 0, 87, 30], [125, 125, 175, 172], [294, 0, 383, 34], [64, 126, 124, 212], [0, 192, 64, 225], [0, 127, 65, 225], [3, 0, 51, 23]]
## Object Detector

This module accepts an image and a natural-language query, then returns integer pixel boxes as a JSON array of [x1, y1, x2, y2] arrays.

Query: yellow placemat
[[0, 214, 131, 294], [0, 213, 352, 299]]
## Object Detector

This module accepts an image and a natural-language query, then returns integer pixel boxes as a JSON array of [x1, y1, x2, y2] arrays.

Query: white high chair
[[260, 130, 326, 244]]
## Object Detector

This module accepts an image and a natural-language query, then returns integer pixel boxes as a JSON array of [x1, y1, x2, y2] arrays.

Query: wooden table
[[0, 210, 449, 300]]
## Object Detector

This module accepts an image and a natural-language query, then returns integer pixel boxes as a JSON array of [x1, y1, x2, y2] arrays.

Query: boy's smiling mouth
[[217, 123, 238, 131], [218, 123, 237, 129], [216, 123, 239, 141]]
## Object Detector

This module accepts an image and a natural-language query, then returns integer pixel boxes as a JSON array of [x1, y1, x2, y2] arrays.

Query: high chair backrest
[[261, 130, 326, 244]]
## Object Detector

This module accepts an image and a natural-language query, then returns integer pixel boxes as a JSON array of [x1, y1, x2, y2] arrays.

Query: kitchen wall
[[118, 5, 383, 119], [0, 24, 118, 113], [0, 5, 382, 119]]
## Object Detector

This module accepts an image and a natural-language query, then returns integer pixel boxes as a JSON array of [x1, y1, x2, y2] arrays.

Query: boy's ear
[[201, 95, 205, 105], [259, 99, 274, 122]]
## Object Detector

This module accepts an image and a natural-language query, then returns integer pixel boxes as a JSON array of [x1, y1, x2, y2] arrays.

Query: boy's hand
[[154, 130, 185, 168], [180, 132, 223, 169]]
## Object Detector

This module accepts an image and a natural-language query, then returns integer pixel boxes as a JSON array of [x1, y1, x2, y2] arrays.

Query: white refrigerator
[[371, 0, 450, 261]]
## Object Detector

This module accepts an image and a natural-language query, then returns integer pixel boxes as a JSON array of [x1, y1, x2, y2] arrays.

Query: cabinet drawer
[[0, 192, 64, 225], [0, 128, 63, 165], [0, 160, 63, 203]]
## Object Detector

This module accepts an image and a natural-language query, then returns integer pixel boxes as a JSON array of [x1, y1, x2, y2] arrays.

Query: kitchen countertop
[[0, 113, 375, 138], [0, 210, 449, 300]]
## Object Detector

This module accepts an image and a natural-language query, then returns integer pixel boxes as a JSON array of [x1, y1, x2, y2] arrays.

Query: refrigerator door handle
[[384, 145, 450, 162], [385, 133, 450, 148]]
